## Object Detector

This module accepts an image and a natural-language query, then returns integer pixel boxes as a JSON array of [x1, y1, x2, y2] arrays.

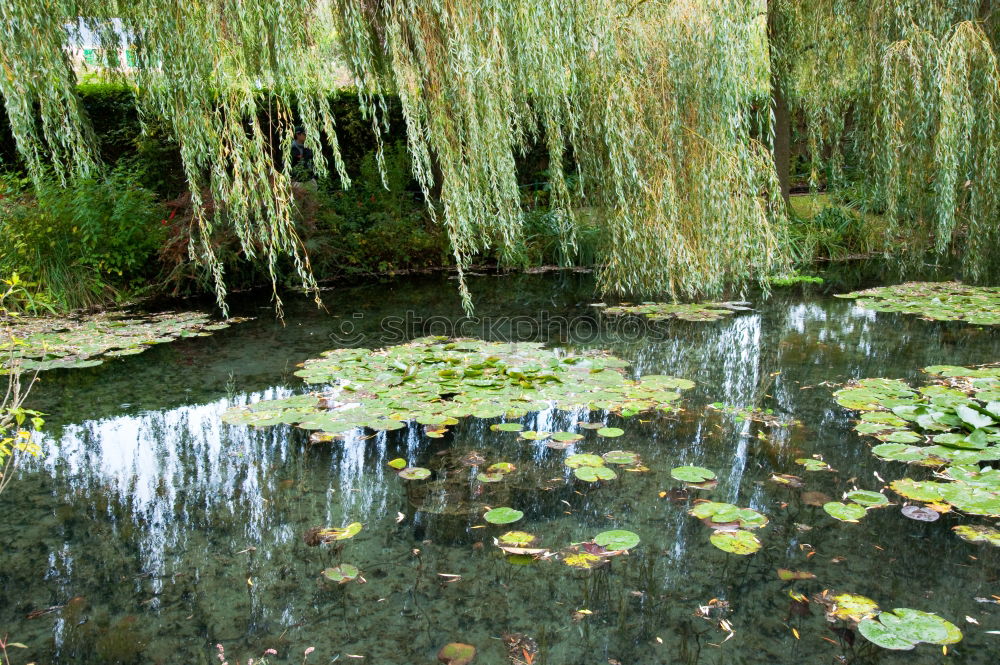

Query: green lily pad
[[828, 593, 880, 622], [601, 302, 741, 322], [221, 338, 694, 434], [845, 490, 889, 507], [476, 472, 507, 483], [593, 530, 640, 551], [498, 531, 539, 547], [313, 522, 362, 542], [709, 529, 761, 555], [565, 453, 605, 469], [838, 282, 1000, 325], [437, 642, 476, 665], [602, 450, 639, 465], [690, 502, 768, 529], [484, 507, 523, 524], [823, 501, 868, 522], [387, 458, 407, 470], [322, 564, 360, 584], [574, 465, 617, 482], [520, 431, 551, 441], [796, 457, 833, 472], [399, 467, 432, 480], [670, 466, 717, 483], [596, 427, 624, 438], [563, 551, 606, 570], [952, 524, 1000, 546], [487, 462, 515, 474], [492, 423, 524, 432], [551, 431, 584, 443], [858, 608, 962, 650]]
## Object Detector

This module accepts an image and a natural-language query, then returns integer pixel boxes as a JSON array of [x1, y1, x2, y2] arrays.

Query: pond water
[[2, 270, 999, 665]]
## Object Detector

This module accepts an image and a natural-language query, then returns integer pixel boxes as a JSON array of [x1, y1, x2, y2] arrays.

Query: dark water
[[3, 270, 1000, 665]]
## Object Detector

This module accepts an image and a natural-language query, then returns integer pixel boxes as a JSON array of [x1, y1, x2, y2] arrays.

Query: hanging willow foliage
[[772, 0, 1000, 279], [0, 0, 793, 313]]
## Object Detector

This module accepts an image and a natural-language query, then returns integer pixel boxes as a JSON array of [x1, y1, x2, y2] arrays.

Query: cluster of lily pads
[[302, 521, 365, 585], [222, 337, 694, 434], [836, 281, 1000, 325], [565, 451, 643, 482], [488, 519, 642, 570], [598, 301, 749, 322], [0, 311, 244, 372], [836, 365, 1000, 526], [688, 500, 768, 555], [823, 489, 889, 523], [813, 591, 962, 651]]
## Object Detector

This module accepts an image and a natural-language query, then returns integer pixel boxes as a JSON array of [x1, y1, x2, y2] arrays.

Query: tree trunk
[[767, 0, 791, 203]]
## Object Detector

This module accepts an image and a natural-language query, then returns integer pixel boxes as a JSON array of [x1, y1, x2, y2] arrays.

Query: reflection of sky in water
[[5, 274, 1000, 665]]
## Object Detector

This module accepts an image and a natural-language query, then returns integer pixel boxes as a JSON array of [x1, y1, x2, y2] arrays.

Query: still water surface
[[2, 271, 999, 664]]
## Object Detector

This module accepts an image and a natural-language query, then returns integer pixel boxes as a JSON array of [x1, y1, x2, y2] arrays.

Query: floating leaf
[[602, 450, 639, 465], [498, 531, 539, 547], [520, 431, 551, 441], [858, 608, 962, 650], [387, 458, 407, 470], [601, 302, 742, 322], [399, 467, 432, 480], [596, 427, 624, 438], [709, 529, 761, 555], [952, 524, 1000, 546], [690, 502, 768, 529], [838, 282, 1000, 325], [845, 490, 889, 507], [476, 472, 506, 483], [670, 466, 716, 483], [574, 466, 617, 482], [551, 431, 584, 443], [492, 423, 524, 432], [824, 502, 868, 523], [488, 462, 515, 474], [593, 530, 640, 551], [322, 564, 360, 584], [565, 453, 605, 469], [901, 505, 940, 522], [484, 507, 523, 524], [563, 551, 606, 570], [828, 593, 880, 623], [770, 473, 804, 488], [796, 457, 833, 472]]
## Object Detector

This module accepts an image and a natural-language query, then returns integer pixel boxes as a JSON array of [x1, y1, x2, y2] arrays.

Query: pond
[[2, 269, 999, 665]]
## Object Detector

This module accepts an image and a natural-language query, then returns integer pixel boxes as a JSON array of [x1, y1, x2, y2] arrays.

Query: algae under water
[[2, 270, 1000, 664]]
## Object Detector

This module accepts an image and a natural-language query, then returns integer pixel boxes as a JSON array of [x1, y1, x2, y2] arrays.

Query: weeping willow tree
[[769, 0, 1000, 280], [0, 0, 792, 313]]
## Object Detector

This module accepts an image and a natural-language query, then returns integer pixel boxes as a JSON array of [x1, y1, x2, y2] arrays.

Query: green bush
[[0, 164, 166, 311]]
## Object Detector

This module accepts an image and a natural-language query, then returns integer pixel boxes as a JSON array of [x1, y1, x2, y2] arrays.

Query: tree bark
[[767, 0, 791, 203]]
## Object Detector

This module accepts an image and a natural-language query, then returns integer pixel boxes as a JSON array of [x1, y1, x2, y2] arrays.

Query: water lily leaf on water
[[777, 569, 816, 581], [551, 431, 584, 443], [484, 507, 523, 524], [492, 423, 524, 432], [845, 490, 890, 507], [399, 467, 432, 480], [565, 453, 605, 469], [690, 502, 768, 530], [770, 473, 804, 488], [709, 529, 761, 555], [796, 457, 833, 472], [222, 338, 694, 434], [0, 310, 248, 372], [387, 458, 407, 470], [488, 462, 516, 474], [312, 522, 362, 544], [826, 593, 880, 623], [837, 282, 1000, 325], [322, 564, 360, 584], [476, 472, 506, 483], [602, 450, 639, 465], [578, 421, 605, 429], [670, 466, 716, 483], [858, 608, 962, 650], [593, 530, 640, 551], [574, 466, 617, 482], [498, 531, 539, 547], [901, 505, 940, 522], [601, 302, 742, 322], [437, 642, 476, 665], [824, 502, 868, 523], [952, 524, 1000, 546], [520, 431, 551, 441], [596, 427, 624, 438]]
